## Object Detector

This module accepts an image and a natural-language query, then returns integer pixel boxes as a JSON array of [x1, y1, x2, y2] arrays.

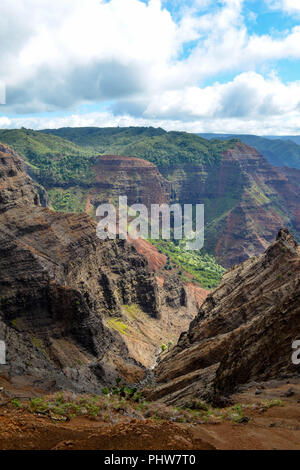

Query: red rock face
[[90, 154, 170, 210], [128, 236, 167, 272], [160, 142, 300, 267], [86, 146, 300, 268]]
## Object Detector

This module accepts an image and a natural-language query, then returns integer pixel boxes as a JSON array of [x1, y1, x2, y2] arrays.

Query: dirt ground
[[0, 377, 299, 450]]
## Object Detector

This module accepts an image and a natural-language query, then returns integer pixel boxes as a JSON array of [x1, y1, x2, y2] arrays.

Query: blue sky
[[0, 0, 300, 134]]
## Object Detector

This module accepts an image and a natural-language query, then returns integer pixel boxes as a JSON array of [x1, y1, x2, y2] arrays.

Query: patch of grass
[[260, 399, 283, 409], [10, 389, 284, 426], [31, 336, 49, 359], [122, 304, 143, 320], [11, 398, 22, 409], [150, 238, 226, 289], [108, 318, 128, 335]]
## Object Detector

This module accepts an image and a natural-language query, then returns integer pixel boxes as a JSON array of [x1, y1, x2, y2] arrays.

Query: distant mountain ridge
[[199, 133, 300, 169], [41, 126, 236, 167]]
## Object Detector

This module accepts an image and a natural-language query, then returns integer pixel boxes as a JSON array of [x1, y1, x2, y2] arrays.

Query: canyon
[[0, 132, 300, 401], [0, 138, 300, 450], [65, 142, 300, 269], [3, 127, 299, 270], [0, 143, 199, 392]]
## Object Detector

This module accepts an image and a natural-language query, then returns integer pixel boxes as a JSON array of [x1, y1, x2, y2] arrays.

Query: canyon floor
[[0, 375, 299, 450]]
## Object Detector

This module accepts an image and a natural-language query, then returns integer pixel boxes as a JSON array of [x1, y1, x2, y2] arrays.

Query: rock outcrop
[[146, 228, 300, 405], [0, 145, 196, 392], [91, 154, 170, 210], [160, 142, 300, 267]]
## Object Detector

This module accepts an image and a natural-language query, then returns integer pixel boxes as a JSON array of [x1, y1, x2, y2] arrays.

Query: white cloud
[[1, 0, 178, 112], [267, 0, 300, 14], [1, 0, 300, 134], [143, 71, 300, 120], [2, 71, 300, 135]]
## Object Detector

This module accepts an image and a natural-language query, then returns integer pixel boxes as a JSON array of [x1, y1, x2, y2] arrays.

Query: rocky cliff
[[75, 145, 300, 269], [91, 154, 170, 209], [0, 144, 197, 392], [160, 142, 300, 267], [146, 228, 300, 406]]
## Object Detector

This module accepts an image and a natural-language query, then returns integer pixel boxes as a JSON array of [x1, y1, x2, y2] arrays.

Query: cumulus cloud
[[1, 0, 178, 113], [267, 0, 300, 14], [1, 0, 300, 133], [142, 72, 300, 120]]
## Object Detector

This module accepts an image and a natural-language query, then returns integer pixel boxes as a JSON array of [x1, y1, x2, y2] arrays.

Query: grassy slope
[[0, 128, 97, 186], [150, 238, 225, 289]]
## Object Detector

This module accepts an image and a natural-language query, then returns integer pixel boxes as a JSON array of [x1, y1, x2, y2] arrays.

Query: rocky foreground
[[0, 376, 300, 450], [146, 228, 300, 406]]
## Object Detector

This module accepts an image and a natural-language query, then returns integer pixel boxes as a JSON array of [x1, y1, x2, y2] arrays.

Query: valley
[[1, 127, 299, 269], [0, 130, 300, 451]]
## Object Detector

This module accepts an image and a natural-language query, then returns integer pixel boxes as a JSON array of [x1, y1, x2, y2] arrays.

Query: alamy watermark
[[96, 196, 204, 250], [0, 81, 6, 105], [0, 341, 6, 365], [292, 340, 300, 365]]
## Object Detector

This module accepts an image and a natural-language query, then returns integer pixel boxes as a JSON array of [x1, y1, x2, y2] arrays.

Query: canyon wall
[[0, 144, 197, 392], [160, 142, 300, 267], [146, 228, 300, 406]]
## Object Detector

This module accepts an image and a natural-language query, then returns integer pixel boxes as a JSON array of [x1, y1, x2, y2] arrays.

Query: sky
[[0, 0, 300, 135]]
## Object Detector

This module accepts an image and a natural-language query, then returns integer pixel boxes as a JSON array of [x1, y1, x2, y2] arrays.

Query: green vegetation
[[151, 238, 225, 289], [102, 378, 142, 403], [42, 126, 238, 167], [0, 127, 238, 184], [0, 128, 97, 186], [11, 398, 22, 409], [47, 187, 90, 213], [108, 318, 128, 335], [11, 317, 22, 331], [122, 304, 143, 320], [9, 391, 283, 426], [31, 336, 49, 358], [0, 129, 237, 214]]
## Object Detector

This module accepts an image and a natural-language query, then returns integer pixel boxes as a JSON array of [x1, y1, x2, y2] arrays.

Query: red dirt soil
[[97, 155, 154, 166], [128, 237, 167, 272], [1, 377, 300, 450]]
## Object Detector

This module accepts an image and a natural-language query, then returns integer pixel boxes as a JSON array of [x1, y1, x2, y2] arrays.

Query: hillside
[[265, 135, 300, 145], [0, 128, 98, 186], [41, 126, 237, 166], [200, 133, 300, 169], [147, 229, 300, 405]]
